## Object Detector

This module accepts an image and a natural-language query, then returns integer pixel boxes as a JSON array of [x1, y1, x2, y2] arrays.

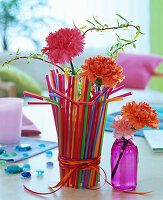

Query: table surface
[[0, 105, 163, 200]]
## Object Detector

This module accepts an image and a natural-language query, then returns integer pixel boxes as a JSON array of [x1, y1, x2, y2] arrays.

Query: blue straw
[[49, 93, 61, 98], [86, 90, 108, 188], [81, 87, 107, 188]]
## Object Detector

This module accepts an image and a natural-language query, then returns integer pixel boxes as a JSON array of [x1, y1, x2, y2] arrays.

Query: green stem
[[70, 61, 76, 75]]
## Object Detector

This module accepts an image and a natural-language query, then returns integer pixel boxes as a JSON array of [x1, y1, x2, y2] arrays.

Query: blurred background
[[0, 0, 162, 98]]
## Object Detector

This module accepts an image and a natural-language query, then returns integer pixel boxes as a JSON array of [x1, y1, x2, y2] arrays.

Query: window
[[0, 0, 150, 53]]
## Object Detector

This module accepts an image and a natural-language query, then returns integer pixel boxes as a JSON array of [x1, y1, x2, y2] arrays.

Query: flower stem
[[70, 61, 77, 75], [111, 137, 128, 179]]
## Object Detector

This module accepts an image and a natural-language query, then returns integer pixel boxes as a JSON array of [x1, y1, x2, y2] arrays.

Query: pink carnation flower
[[110, 115, 136, 139], [42, 27, 85, 65]]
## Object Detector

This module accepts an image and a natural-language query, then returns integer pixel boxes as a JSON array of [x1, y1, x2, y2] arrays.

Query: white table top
[[0, 105, 163, 200]]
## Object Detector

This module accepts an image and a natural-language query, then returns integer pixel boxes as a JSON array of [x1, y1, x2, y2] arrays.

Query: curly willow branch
[[82, 24, 139, 36], [2, 56, 65, 72]]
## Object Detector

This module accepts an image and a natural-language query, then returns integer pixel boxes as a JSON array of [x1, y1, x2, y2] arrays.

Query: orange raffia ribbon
[[24, 156, 152, 196]]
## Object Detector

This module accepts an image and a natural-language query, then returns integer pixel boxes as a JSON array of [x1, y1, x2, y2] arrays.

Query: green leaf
[[86, 20, 95, 26], [121, 39, 131, 43], [93, 16, 103, 27], [132, 43, 136, 48], [115, 33, 120, 39], [27, 59, 31, 64], [110, 45, 114, 51], [104, 24, 109, 27], [121, 46, 125, 52], [136, 25, 140, 31], [73, 20, 76, 27], [119, 23, 126, 28], [115, 50, 118, 57], [79, 25, 87, 30], [116, 14, 129, 22], [117, 19, 120, 26], [15, 48, 19, 57], [37, 53, 45, 58], [134, 32, 140, 40]]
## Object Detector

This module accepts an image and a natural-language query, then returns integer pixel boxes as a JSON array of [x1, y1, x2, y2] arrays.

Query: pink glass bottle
[[111, 138, 138, 191]]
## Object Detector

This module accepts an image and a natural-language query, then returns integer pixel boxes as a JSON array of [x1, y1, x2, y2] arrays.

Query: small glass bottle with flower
[[110, 101, 160, 191]]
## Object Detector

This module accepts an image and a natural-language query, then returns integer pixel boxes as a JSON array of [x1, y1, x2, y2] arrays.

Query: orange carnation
[[79, 55, 125, 88], [121, 101, 160, 130]]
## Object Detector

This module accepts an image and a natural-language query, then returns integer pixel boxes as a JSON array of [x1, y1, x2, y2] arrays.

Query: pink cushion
[[116, 53, 163, 89]]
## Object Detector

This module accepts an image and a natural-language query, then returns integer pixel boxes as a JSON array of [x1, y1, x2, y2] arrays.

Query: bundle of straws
[[24, 68, 131, 189]]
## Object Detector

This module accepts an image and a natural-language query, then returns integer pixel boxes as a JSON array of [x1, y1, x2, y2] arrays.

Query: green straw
[[78, 81, 92, 188], [45, 98, 60, 106]]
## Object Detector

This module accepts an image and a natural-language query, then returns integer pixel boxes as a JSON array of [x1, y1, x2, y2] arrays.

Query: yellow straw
[[91, 85, 96, 91], [71, 75, 78, 158], [65, 68, 69, 83], [106, 97, 123, 103], [50, 71, 55, 89], [24, 91, 51, 100]]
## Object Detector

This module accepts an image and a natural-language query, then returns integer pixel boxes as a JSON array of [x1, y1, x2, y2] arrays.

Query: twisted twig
[[2, 56, 65, 72], [83, 24, 139, 36]]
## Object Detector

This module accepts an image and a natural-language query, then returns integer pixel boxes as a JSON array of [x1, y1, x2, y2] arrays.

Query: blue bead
[[45, 151, 53, 157], [38, 144, 46, 148], [15, 144, 32, 152], [36, 170, 44, 175], [23, 164, 31, 170], [5, 165, 23, 174], [21, 172, 31, 178], [0, 149, 5, 155], [46, 161, 54, 167], [22, 153, 29, 158]]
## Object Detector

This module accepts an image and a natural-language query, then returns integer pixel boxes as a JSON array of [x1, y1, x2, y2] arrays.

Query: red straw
[[28, 102, 51, 105], [23, 91, 43, 100], [77, 78, 89, 188], [58, 74, 64, 157], [113, 92, 132, 98], [46, 75, 58, 135], [65, 76, 71, 187], [68, 76, 75, 159], [110, 85, 125, 95], [51, 70, 57, 89], [62, 74, 66, 157]]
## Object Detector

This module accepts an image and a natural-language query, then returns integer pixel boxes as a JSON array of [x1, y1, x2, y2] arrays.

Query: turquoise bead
[[15, 144, 32, 152], [36, 170, 44, 175], [22, 153, 29, 158], [23, 164, 31, 170], [46, 151, 53, 157], [0, 160, 6, 166], [5, 165, 23, 174], [1, 153, 9, 157], [38, 144, 46, 148], [10, 152, 17, 156]]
